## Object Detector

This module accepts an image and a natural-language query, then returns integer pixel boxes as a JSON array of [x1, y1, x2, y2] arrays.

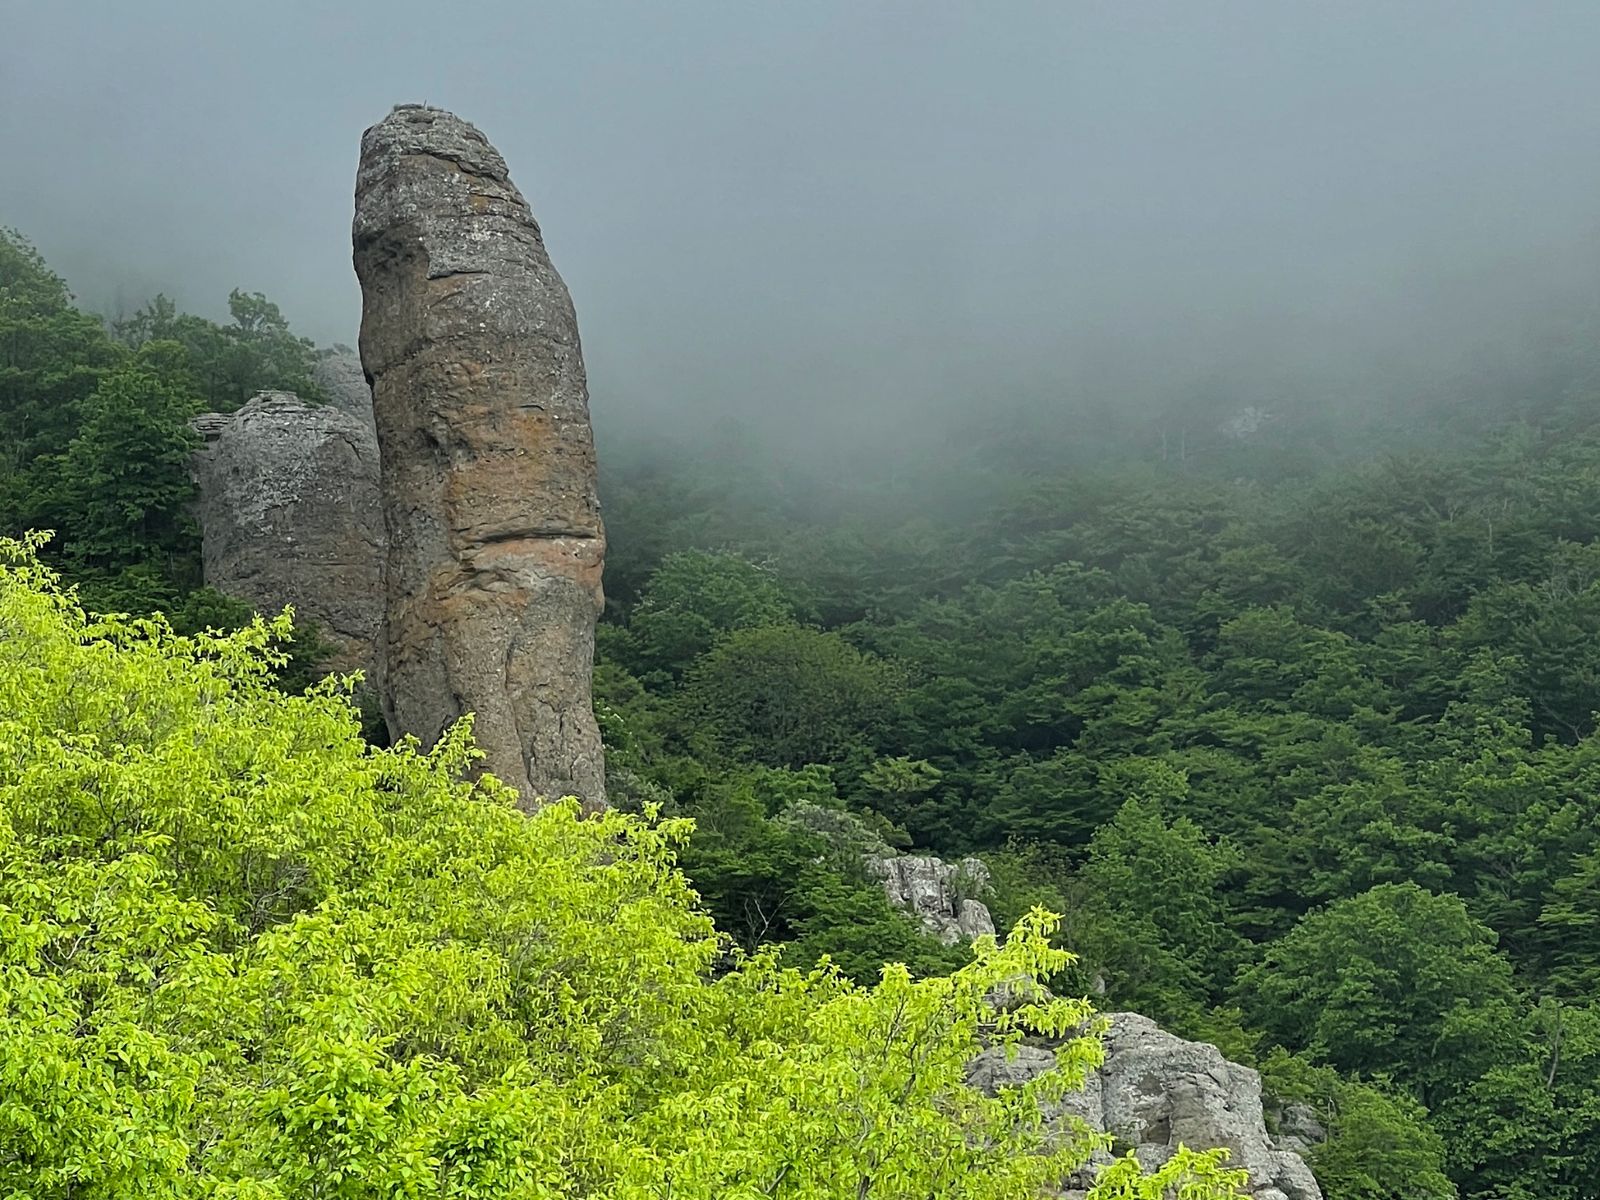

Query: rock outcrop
[[872, 852, 1322, 1197], [312, 346, 376, 426], [353, 104, 607, 810], [868, 853, 995, 944], [967, 1014, 1322, 1200], [192, 391, 384, 677]]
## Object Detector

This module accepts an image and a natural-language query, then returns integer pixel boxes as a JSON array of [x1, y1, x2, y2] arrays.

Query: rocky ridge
[[185, 104, 1323, 1198]]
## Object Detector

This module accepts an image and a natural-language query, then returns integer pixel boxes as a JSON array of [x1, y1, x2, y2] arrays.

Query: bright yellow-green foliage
[[0, 538, 1246, 1199]]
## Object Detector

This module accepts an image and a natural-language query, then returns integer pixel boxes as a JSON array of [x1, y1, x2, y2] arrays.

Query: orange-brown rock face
[[353, 104, 605, 810]]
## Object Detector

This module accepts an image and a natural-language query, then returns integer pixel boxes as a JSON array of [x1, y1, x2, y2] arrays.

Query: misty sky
[[4, 2, 1600, 444]]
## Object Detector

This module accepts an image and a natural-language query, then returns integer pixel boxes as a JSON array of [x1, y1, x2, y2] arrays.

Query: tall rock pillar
[[353, 104, 606, 809]]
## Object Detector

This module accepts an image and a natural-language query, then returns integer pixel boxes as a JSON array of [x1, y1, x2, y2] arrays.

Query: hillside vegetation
[[592, 351, 1600, 1200], [6, 225, 1600, 1197], [0, 538, 1251, 1198]]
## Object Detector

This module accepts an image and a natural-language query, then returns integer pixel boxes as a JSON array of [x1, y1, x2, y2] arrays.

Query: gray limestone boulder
[[192, 390, 384, 678], [965, 1013, 1322, 1200], [1097, 1013, 1320, 1198], [867, 853, 995, 944], [965, 1042, 1061, 1094]]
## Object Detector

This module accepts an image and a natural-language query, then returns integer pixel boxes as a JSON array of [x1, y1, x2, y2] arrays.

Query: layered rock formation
[[967, 1014, 1322, 1200], [353, 104, 606, 809], [192, 391, 384, 677], [867, 853, 996, 944]]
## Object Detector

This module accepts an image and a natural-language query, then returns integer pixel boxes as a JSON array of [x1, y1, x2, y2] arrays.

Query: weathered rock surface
[[312, 346, 376, 425], [867, 853, 996, 944], [872, 854, 1322, 1196], [192, 391, 384, 677], [353, 104, 606, 809], [1268, 1103, 1327, 1157], [966, 1013, 1323, 1200]]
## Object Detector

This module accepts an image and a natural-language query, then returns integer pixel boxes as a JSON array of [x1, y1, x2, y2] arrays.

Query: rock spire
[[353, 104, 606, 808]]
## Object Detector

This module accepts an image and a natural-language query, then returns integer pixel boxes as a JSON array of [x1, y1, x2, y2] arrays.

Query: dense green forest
[[591, 386, 1600, 1199], [6, 224, 1600, 1198]]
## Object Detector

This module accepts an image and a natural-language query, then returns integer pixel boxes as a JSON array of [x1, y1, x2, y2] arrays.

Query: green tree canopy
[[627, 549, 797, 676], [1062, 769, 1244, 1025], [114, 288, 322, 412], [0, 228, 122, 472], [1238, 883, 1521, 1102], [0, 539, 1245, 1200], [677, 624, 902, 769], [1259, 1050, 1456, 1200], [52, 363, 200, 569]]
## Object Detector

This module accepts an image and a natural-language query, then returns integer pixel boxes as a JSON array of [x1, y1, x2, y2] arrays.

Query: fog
[[4, 1, 1599, 456]]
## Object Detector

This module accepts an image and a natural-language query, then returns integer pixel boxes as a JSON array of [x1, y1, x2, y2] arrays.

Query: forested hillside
[[6, 224, 1600, 1198], [591, 338, 1600, 1198]]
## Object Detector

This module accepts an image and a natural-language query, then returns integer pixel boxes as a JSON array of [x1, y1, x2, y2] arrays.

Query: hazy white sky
[[4, 1, 1599, 439]]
